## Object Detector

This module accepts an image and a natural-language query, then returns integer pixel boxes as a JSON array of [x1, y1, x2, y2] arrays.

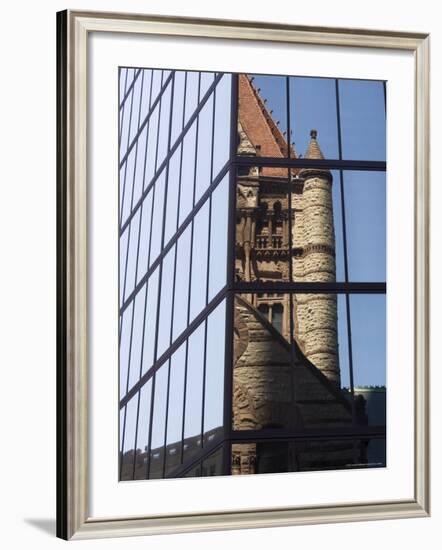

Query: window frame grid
[[119, 70, 387, 480]]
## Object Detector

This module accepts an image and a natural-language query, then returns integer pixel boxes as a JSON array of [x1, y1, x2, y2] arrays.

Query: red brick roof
[[238, 74, 295, 178]]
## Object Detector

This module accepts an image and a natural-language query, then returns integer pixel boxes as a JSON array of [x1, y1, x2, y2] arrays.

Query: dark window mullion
[[335, 78, 356, 421], [139, 69, 154, 197], [191, 73, 201, 208], [234, 156, 386, 171], [130, 391, 142, 480], [173, 72, 187, 238], [226, 75, 239, 292], [200, 317, 208, 449], [222, 74, 239, 475], [180, 340, 189, 467], [145, 371, 156, 479], [119, 404, 128, 480], [234, 281, 386, 293], [222, 291, 235, 475], [161, 360, 172, 478], [230, 426, 386, 441]]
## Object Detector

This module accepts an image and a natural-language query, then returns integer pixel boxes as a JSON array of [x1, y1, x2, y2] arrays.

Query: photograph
[[118, 68, 387, 481]]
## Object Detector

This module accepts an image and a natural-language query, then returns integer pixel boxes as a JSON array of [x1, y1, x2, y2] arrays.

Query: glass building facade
[[119, 68, 386, 480]]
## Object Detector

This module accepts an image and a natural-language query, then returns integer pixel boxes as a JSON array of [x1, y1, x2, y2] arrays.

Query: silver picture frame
[[56, 9, 430, 540]]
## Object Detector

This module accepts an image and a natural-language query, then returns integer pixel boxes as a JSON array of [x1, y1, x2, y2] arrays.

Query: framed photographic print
[[56, 9, 430, 540]]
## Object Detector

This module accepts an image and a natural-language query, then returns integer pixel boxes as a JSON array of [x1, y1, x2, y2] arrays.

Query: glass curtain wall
[[119, 68, 232, 480], [119, 68, 386, 480]]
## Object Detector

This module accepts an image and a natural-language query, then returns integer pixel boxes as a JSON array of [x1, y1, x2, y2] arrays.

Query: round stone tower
[[294, 130, 340, 386]]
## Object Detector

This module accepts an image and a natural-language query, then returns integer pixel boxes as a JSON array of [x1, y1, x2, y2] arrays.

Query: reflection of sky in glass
[[184, 323, 205, 439], [250, 73, 385, 161], [330, 170, 386, 282], [338, 294, 386, 388], [204, 301, 226, 434]]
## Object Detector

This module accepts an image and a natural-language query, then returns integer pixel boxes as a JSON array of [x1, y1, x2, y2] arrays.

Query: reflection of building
[[118, 69, 386, 482], [232, 75, 360, 474]]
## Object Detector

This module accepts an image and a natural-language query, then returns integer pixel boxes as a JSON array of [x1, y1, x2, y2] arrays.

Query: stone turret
[[294, 130, 340, 386]]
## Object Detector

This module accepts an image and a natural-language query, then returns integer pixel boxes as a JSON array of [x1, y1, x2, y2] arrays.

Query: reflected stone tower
[[293, 130, 340, 386]]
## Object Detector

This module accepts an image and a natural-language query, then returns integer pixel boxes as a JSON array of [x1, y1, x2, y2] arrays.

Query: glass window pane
[[330, 170, 346, 282], [156, 82, 172, 168], [149, 170, 166, 267], [289, 76, 339, 159], [144, 103, 159, 187], [127, 285, 147, 390], [157, 246, 176, 359], [132, 125, 148, 208], [134, 379, 153, 480], [236, 167, 290, 283], [178, 122, 197, 225], [150, 69, 162, 104], [164, 145, 181, 246], [189, 201, 210, 322], [239, 74, 288, 158], [200, 72, 215, 98], [171, 71, 186, 146], [119, 226, 129, 307], [120, 393, 138, 480], [128, 72, 143, 145], [208, 174, 229, 300], [119, 67, 128, 101], [139, 69, 153, 126], [350, 294, 386, 427], [204, 301, 226, 444], [165, 342, 187, 476], [212, 74, 231, 179], [123, 208, 141, 302], [183, 323, 205, 462], [142, 267, 159, 375], [119, 405, 125, 451], [120, 146, 136, 224], [232, 439, 372, 475], [344, 171, 386, 282], [184, 71, 200, 124], [201, 447, 223, 477], [339, 79, 386, 161], [233, 293, 294, 431], [194, 94, 214, 204], [120, 88, 132, 160], [119, 302, 133, 399], [136, 189, 154, 285], [337, 294, 351, 389], [149, 363, 169, 479], [183, 464, 201, 477], [364, 437, 386, 468], [172, 225, 192, 341], [125, 68, 135, 88], [272, 303, 283, 334]]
